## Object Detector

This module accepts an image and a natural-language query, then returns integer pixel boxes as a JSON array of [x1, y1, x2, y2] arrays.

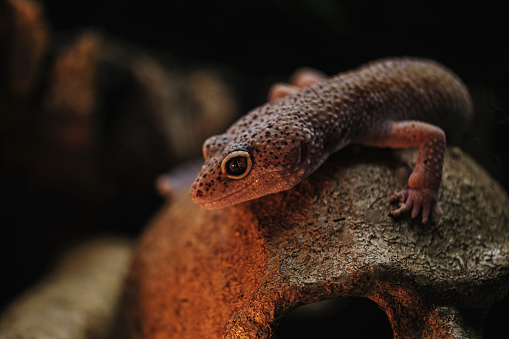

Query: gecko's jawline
[[193, 169, 301, 210]]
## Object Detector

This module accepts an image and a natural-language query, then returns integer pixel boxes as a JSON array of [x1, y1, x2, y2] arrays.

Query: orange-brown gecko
[[190, 58, 472, 223]]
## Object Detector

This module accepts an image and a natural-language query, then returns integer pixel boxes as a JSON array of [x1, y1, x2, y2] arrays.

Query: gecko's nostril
[[195, 190, 204, 198]]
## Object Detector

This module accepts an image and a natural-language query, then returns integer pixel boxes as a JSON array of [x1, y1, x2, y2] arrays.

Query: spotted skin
[[190, 58, 472, 223]]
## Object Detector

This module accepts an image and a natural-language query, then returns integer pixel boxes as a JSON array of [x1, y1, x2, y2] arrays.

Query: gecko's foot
[[390, 189, 443, 223]]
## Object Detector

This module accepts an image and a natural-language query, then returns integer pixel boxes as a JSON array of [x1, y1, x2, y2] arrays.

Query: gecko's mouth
[[192, 169, 302, 210]]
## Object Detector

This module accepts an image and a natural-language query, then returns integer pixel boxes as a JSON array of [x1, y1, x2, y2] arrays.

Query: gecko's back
[[350, 58, 471, 138], [271, 58, 472, 146]]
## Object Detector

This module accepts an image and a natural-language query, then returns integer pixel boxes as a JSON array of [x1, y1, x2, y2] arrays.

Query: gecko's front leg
[[357, 120, 446, 223]]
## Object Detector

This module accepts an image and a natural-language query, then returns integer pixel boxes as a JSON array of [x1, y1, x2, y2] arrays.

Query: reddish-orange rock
[[121, 148, 509, 338]]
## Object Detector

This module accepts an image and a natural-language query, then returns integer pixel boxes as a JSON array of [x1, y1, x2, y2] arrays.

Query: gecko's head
[[190, 130, 311, 209]]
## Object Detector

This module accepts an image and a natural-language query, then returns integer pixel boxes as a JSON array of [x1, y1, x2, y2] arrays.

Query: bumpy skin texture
[[190, 58, 473, 222]]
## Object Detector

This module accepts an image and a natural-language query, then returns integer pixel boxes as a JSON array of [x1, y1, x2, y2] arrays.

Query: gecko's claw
[[390, 189, 442, 223]]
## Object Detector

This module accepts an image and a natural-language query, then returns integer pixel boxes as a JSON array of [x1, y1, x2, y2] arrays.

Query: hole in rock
[[484, 292, 509, 338], [275, 297, 393, 338]]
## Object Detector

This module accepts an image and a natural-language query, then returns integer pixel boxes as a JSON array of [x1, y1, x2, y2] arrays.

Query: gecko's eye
[[221, 151, 252, 179]]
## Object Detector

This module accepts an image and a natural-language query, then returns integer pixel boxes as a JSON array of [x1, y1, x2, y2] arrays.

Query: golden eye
[[221, 151, 252, 179]]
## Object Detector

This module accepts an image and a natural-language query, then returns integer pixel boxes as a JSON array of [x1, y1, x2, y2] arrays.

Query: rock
[[1, 0, 239, 308], [120, 147, 509, 338], [0, 0, 48, 98], [0, 238, 132, 339]]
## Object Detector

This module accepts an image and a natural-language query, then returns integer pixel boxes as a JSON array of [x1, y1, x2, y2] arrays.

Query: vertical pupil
[[227, 156, 247, 175]]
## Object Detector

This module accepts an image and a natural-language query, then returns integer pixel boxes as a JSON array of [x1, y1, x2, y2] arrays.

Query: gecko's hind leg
[[290, 68, 327, 88], [268, 68, 327, 102], [268, 83, 300, 102]]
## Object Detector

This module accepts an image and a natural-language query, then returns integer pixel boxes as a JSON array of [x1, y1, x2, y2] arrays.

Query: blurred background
[[1, 0, 507, 337]]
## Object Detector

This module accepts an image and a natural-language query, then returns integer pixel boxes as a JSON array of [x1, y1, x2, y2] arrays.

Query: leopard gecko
[[190, 57, 472, 223]]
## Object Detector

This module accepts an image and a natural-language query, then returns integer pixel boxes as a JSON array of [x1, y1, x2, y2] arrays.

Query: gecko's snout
[[194, 189, 204, 198]]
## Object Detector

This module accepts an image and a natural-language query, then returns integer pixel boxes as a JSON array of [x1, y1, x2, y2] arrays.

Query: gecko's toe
[[390, 190, 407, 205], [390, 188, 440, 224], [421, 200, 444, 223], [433, 202, 443, 216], [420, 204, 430, 224], [390, 191, 411, 217], [411, 200, 423, 220]]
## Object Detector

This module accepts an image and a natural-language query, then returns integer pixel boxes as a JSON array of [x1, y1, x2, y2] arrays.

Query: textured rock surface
[[121, 147, 509, 338]]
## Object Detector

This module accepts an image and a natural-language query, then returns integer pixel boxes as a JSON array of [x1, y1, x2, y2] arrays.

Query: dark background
[[4, 0, 509, 337], [42, 0, 509, 185]]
